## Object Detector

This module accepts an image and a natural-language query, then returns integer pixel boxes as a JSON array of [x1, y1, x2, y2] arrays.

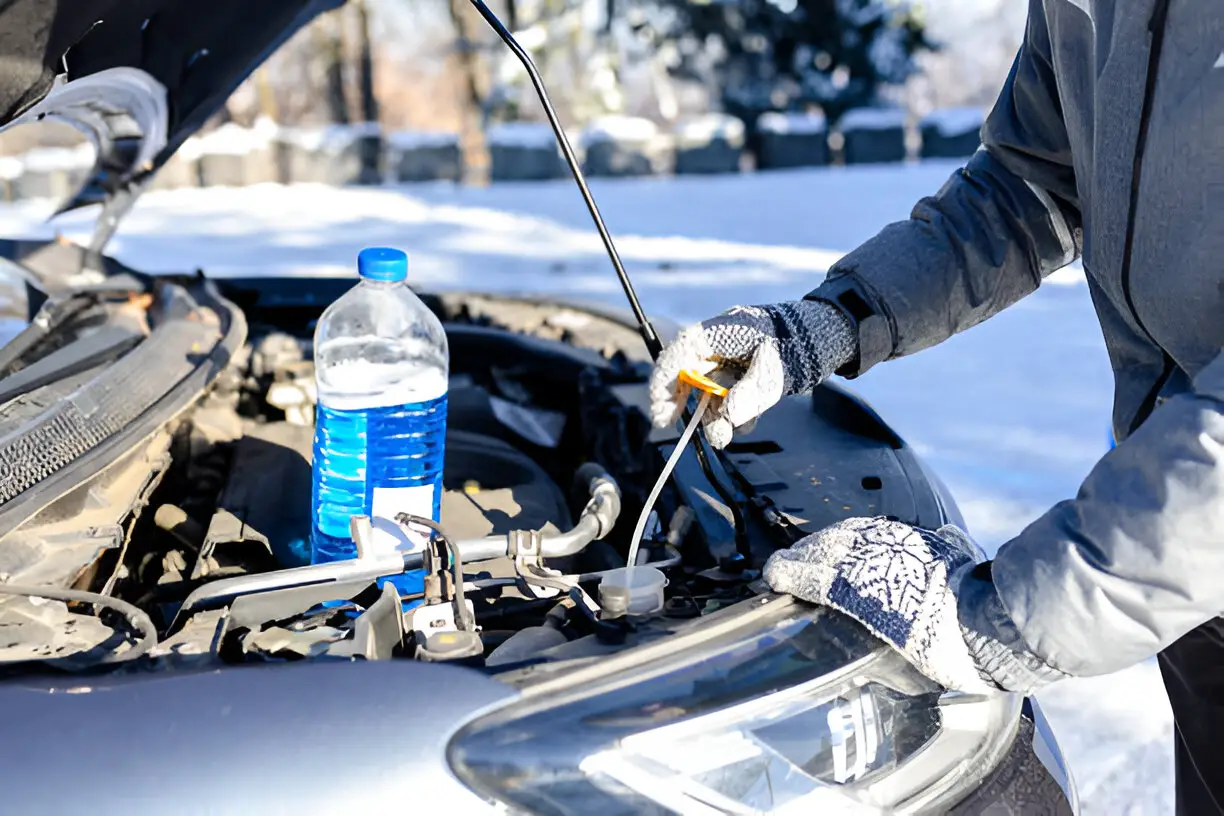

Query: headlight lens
[[449, 598, 1022, 815]]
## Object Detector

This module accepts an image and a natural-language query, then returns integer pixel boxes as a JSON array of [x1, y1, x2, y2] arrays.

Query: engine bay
[[138, 291, 763, 672], [0, 275, 954, 678]]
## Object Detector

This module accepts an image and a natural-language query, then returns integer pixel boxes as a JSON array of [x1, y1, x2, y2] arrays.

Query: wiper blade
[[0, 324, 142, 405]]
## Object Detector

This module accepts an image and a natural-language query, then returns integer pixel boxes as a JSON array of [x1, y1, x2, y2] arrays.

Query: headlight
[[448, 597, 1022, 814]]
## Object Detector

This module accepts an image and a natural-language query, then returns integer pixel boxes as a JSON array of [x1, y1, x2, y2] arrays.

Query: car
[[0, 2, 1079, 813]]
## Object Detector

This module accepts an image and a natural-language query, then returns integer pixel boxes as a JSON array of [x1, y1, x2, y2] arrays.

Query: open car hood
[[0, 0, 342, 247]]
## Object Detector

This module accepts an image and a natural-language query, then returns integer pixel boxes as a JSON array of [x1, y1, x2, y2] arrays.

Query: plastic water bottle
[[311, 247, 448, 598]]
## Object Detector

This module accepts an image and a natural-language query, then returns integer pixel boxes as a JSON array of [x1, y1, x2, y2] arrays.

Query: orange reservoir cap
[[678, 368, 729, 398]]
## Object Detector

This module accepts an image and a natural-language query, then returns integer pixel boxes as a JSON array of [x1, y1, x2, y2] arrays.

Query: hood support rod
[[470, 0, 751, 555], [467, 0, 662, 360]]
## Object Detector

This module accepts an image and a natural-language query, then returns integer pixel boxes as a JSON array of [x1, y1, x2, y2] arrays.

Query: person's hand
[[649, 300, 856, 448], [764, 517, 1067, 695]]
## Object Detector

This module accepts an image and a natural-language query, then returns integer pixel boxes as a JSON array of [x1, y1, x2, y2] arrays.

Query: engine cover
[[201, 423, 572, 571], [440, 430, 571, 540]]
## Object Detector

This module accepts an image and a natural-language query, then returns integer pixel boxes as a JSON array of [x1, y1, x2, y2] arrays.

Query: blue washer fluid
[[310, 247, 448, 598]]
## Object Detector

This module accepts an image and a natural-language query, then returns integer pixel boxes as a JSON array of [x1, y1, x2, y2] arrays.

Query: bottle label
[[368, 484, 437, 555]]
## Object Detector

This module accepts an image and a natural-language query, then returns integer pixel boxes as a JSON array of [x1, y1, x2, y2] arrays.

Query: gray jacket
[[809, 0, 1224, 680]]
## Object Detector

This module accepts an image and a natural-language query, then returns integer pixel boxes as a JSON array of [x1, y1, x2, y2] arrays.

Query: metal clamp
[[508, 529, 544, 564]]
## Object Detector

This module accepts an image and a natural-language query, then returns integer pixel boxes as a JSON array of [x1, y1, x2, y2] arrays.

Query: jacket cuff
[[955, 562, 1070, 694], [804, 270, 894, 379]]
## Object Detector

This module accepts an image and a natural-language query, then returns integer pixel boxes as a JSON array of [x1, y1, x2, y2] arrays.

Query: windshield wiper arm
[[0, 325, 142, 405]]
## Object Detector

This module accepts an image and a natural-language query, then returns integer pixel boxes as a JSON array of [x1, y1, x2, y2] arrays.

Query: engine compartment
[[0, 287, 755, 673], [0, 276, 958, 677]]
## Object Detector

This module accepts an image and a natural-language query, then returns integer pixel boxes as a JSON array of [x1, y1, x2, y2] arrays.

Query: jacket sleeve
[[808, 0, 1082, 378], [971, 349, 1224, 678]]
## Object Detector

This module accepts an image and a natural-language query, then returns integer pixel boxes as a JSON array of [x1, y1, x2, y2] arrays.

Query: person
[[649, 0, 1224, 811]]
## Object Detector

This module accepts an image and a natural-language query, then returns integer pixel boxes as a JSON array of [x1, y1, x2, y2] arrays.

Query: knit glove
[[764, 517, 1069, 695], [649, 300, 856, 449]]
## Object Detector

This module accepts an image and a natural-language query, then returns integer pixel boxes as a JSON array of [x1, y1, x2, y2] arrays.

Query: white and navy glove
[[649, 300, 857, 449], [764, 517, 1069, 695]]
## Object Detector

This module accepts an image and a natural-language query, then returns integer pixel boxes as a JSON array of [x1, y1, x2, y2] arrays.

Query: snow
[[757, 111, 828, 136], [0, 161, 1173, 813], [509, 23, 549, 52], [0, 156, 22, 181], [180, 117, 278, 159], [486, 121, 559, 149], [922, 106, 986, 137], [0, 317, 22, 347], [18, 144, 94, 173], [674, 113, 746, 147], [386, 130, 460, 150], [580, 115, 659, 147], [839, 106, 908, 131], [278, 122, 382, 153], [917, 0, 1027, 110]]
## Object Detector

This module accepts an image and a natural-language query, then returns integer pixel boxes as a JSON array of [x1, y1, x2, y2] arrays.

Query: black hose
[[474, 596, 556, 623], [0, 584, 158, 665]]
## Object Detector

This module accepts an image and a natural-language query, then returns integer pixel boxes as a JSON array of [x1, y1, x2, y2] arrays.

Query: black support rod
[[467, 0, 662, 359]]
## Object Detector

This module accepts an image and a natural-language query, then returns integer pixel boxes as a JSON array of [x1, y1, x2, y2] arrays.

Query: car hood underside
[[0, 0, 340, 231]]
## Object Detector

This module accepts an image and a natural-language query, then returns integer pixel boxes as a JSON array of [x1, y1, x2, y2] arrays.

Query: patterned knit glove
[[764, 517, 1067, 695], [649, 300, 856, 449]]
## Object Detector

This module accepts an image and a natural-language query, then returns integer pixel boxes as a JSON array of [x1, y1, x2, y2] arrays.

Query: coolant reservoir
[[310, 247, 449, 597]]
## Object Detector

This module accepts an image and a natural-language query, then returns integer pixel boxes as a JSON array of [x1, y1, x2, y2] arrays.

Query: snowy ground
[[0, 163, 1173, 812]]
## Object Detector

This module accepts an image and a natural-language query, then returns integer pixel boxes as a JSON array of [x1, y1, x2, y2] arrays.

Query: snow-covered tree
[[633, 0, 935, 126], [909, 0, 1024, 112], [487, 0, 628, 127]]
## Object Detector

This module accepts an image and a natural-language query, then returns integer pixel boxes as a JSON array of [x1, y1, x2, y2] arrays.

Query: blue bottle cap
[[357, 247, 408, 283]]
